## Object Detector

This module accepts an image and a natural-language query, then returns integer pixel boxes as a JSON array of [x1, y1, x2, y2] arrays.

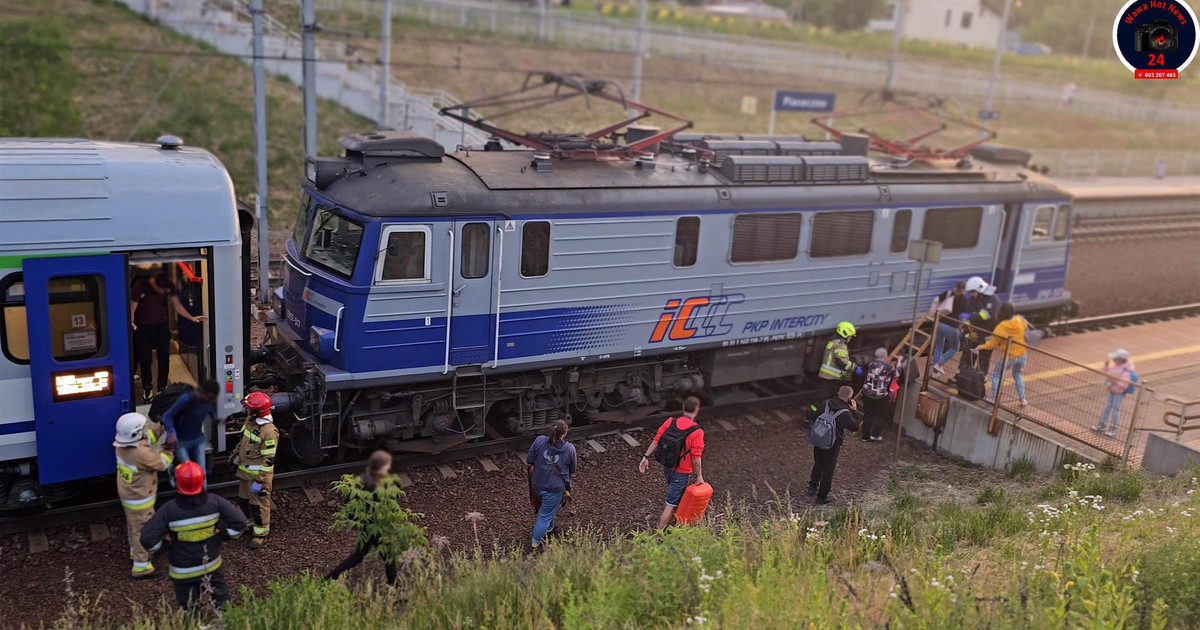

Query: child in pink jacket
[[1092, 349, 1136, 438]]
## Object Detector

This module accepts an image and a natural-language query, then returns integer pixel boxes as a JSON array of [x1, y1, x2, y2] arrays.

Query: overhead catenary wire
[[123, 20, 214, 142], [75, 30, 156, 137]]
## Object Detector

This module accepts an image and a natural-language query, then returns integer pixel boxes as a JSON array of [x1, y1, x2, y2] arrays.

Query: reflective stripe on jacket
[[819, 338, 853, 380], [234, 418, 279, 483], [116, 438, 172, 508], [140, 493, 246, 582]]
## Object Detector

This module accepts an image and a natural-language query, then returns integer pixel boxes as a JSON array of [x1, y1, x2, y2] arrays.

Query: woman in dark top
[[326, 450, 399, 584], [526, 420, 577, 551], [130, 271, 206, 400]]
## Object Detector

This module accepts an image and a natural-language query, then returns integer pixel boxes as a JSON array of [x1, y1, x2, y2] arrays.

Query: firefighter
[[141, 461, 245, 613], [232, 392, 278, 549], [812, 321, 860, 414], [114, 412, 173, 578]]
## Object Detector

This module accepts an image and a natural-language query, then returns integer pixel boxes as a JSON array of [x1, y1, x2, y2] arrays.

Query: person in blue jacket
[[526, 420, 576, 552], [162, 379, 219, 489]]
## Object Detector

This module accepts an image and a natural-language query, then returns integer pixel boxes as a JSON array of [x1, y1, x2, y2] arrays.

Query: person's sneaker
[[815, 496, 833, 505], [806, 485, 818, 495], [861, 437, 873, 442], [1019, 399, 1028, 407], [143, 388, 154, 402], [1106, 429, 1118, 438], [131, 566, 161, 580], [871, 436, 884, 442], [1090, 424, 1104, 432], [932, 364, 946, 376]]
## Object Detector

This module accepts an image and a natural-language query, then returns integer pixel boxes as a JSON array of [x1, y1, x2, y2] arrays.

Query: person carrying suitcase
[[639, 396, 705, 529]]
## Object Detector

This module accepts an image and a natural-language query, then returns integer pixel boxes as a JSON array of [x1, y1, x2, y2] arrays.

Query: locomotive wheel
[[289, 421, 328, 466]]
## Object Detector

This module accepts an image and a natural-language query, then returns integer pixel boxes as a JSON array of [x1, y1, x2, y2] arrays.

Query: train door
[[991, 203, 1023, 293], [23, 254, 131, 484], [448, 220, 495, 366], [1007, 203, 1071, 302]]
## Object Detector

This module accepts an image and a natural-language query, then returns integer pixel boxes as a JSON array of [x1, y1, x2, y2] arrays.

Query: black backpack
[[149, 383, 195, 422], [654, 417, 700, 469]]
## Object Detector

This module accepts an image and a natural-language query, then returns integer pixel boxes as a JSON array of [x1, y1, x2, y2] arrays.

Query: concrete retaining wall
[[1142, 433, 1200, 476], [901, 393, 1079, 474]]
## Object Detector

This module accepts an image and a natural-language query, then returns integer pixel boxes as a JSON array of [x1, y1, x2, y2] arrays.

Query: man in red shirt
[[639, 396, 705, 529]]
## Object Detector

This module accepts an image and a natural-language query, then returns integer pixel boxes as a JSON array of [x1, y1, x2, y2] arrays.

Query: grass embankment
[[49, 460, 1200, 629], [0, 0, 371, 225], [277, 3, 1200, 153]]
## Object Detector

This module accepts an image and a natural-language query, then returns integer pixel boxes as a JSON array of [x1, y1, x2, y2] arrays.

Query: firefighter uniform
[[115, 422, 172, 577], [816, 335, 855, 404], [234, 415, 279, 543]]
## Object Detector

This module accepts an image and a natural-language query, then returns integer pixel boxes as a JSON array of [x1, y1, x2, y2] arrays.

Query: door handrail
[[443, 228, 454, 375], [492, 224, 504, 369]]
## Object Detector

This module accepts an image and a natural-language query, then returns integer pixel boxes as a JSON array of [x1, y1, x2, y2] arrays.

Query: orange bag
[[674, 482, 713, 525]]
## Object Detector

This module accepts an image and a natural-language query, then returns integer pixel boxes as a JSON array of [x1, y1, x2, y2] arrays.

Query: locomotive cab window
[[305, 206, 364, 279], [890, 209, 912, 253], [521, 221, 551, 278], [1031, 205, 1054, 242], [1, 274, 28, 364], [292, 196, 313, 249], [48, 275, 107, 361], [674, 216, 700, 267], [922, 207, 983, 249], [731, 213, 801, 263], [376, 226, 431, 284], [461, 222, 490, 279], [1054, 205, 1071, 241], [809, 210, 873, 258]]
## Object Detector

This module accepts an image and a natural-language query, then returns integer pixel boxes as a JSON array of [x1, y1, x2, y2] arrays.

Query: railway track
[[1052, 301, 1200, 335], [1072, 213, 1200, 242], [0, 384, 807, 537]]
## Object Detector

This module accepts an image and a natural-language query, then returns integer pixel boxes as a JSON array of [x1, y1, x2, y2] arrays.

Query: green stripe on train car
[[0, 252, 111, 270]]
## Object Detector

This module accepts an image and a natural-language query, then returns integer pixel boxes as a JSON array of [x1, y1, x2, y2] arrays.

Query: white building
[[867, 0, 1006, 49]]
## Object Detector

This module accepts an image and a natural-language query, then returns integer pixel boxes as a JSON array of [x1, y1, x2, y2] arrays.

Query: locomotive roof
[[316, 140, 1072, 219], [0, 138, 241, 257]]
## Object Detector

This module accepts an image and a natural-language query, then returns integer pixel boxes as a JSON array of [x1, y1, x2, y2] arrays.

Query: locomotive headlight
[[308, 326, 336, 358]]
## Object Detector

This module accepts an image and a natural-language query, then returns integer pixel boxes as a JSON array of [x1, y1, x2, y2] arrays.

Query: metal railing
[[319, 0, 1200, 129], [1163, 397, 1200, 439]]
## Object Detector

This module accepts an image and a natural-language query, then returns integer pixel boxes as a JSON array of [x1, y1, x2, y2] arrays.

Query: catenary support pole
[[895, 255, 924, 460], [302, 0, 318, 161], [537, 0, 546, 42], [981, 0, 1014, 133], [630, 0, 648, 114], [884, 0, 905, 92], [251, 0, 270, 305], [379, 0, 392, 128]]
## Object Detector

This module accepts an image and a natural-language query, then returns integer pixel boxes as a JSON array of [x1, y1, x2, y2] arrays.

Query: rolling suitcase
[[674, 482, 713, 525], [956, 365, 985, 401]]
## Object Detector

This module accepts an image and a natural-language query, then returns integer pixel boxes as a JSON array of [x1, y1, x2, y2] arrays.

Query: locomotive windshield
[[304, 206, 364, 279]]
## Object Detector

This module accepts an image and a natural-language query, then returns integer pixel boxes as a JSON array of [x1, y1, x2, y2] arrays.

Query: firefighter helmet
[[836, 321, 857, 339], [175, 461, 205, 496], [965, 276, 990, 294], [242, 392, 272, 418], [114, 413, 149, 447]]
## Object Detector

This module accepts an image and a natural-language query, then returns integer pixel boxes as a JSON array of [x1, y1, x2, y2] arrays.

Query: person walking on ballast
[[114, 412, 173, 578], [526, 421, 577, 552], [640, 396, 706, 529], [808, 385, 863, 505], [813, 322, 860, 416], [1092, 349, 1137, 438], [860, 349, 898, 442], [326, 450, 405, 583]]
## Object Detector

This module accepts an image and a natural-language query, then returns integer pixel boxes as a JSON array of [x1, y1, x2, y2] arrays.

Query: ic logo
[[648, 294, 744, 343]]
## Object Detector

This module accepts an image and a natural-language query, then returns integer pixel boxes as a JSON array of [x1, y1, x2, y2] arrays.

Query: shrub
[[975, 486, 1005, 505], [1007, 457, 1037, 481], [1137, 537, 1200, 628], [329, 473, 428, 565]]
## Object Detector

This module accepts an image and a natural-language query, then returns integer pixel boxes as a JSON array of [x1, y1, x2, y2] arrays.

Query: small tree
[[330, 474, 429, 567]]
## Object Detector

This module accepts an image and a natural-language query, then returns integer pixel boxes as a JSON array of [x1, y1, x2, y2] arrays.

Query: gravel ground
[[0, 411, 936, 628], [1066, 236, 1200, 317]]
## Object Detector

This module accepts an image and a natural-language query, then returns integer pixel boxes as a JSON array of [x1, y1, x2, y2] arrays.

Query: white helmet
[[114, 412, 149, 447], [965, 276, 989, 294]]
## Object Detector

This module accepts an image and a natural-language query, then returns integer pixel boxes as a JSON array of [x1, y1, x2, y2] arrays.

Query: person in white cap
[[1092, 350, 1137, 438], [965, 277, 1002, 373]]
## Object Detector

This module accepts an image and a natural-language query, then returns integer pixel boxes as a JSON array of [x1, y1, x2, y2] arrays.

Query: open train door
[[23, 254, 132, 484]]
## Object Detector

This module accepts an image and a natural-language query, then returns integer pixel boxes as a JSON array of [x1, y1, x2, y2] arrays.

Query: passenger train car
[[264, 131, 1073, 464], [0, 130, 1074, 502], [0, 138, 250, 506]]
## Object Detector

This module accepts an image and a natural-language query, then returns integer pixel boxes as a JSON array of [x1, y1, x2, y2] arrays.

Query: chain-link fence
[[923, 314, 1149, 463]]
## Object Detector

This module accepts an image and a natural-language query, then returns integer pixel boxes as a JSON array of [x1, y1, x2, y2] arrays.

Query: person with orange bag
[[639, 396, 706, 529]]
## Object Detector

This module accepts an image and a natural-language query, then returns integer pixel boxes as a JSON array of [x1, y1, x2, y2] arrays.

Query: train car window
[[378, 227, 430, 283], [674, 217, 700, 267], [890, 209, 912, 253], [731, 213, 801, 263], [521, 221, 551, 277], [1054, 205, 1071, 241], [292, 196, 313, 249], [1031, 205, 1054, 241], [461, 223, 490, 279], [0, 273, 29, 364], [922, 207, 983, 249], [304, 207, 364, 279], [48, 275, 107, 361], [809, 211, 873, 258]]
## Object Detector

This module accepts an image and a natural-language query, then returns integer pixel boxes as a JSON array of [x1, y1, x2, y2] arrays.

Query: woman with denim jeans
[[976, 302, 1029, 407], [1093, 349, 1136, 438], [931, 281, 969, 375], [526, 421, 576, 552]]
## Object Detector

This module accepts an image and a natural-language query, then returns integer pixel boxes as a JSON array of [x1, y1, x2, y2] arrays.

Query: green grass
[[45, 463, 1200, 629]]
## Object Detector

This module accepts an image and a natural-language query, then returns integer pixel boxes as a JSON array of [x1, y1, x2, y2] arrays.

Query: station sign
[[773, 90, 837, 113]]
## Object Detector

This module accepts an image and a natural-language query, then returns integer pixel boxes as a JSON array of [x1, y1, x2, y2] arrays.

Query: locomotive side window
[[922, 206, 983, 249], [1031, 205, 1054, 241], [292, 196, 313, 249], [461, 222, 490, 279], [1054, 205, 1071, 241], [731, 213, 801, 263], [47, 275, 107, 361], [305, 207, 364, 279], [521, 221, 551, 278], [890, 209, 912, 253], [674, 216, 700, 267], [377, 226, 430, 283], [0, 273, 29, 364], [809, 210, 873, 258]]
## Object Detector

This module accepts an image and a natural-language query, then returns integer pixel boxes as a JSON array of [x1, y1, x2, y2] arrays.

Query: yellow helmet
[[836, 321, 857, 339]]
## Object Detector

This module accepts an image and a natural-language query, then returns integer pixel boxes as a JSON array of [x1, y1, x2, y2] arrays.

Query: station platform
[[929, 315, 1200, 467]]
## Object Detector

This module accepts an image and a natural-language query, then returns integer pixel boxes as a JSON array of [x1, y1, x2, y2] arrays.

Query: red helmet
[[175, 461, 205, 496], [243, 392, 272, 417]]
